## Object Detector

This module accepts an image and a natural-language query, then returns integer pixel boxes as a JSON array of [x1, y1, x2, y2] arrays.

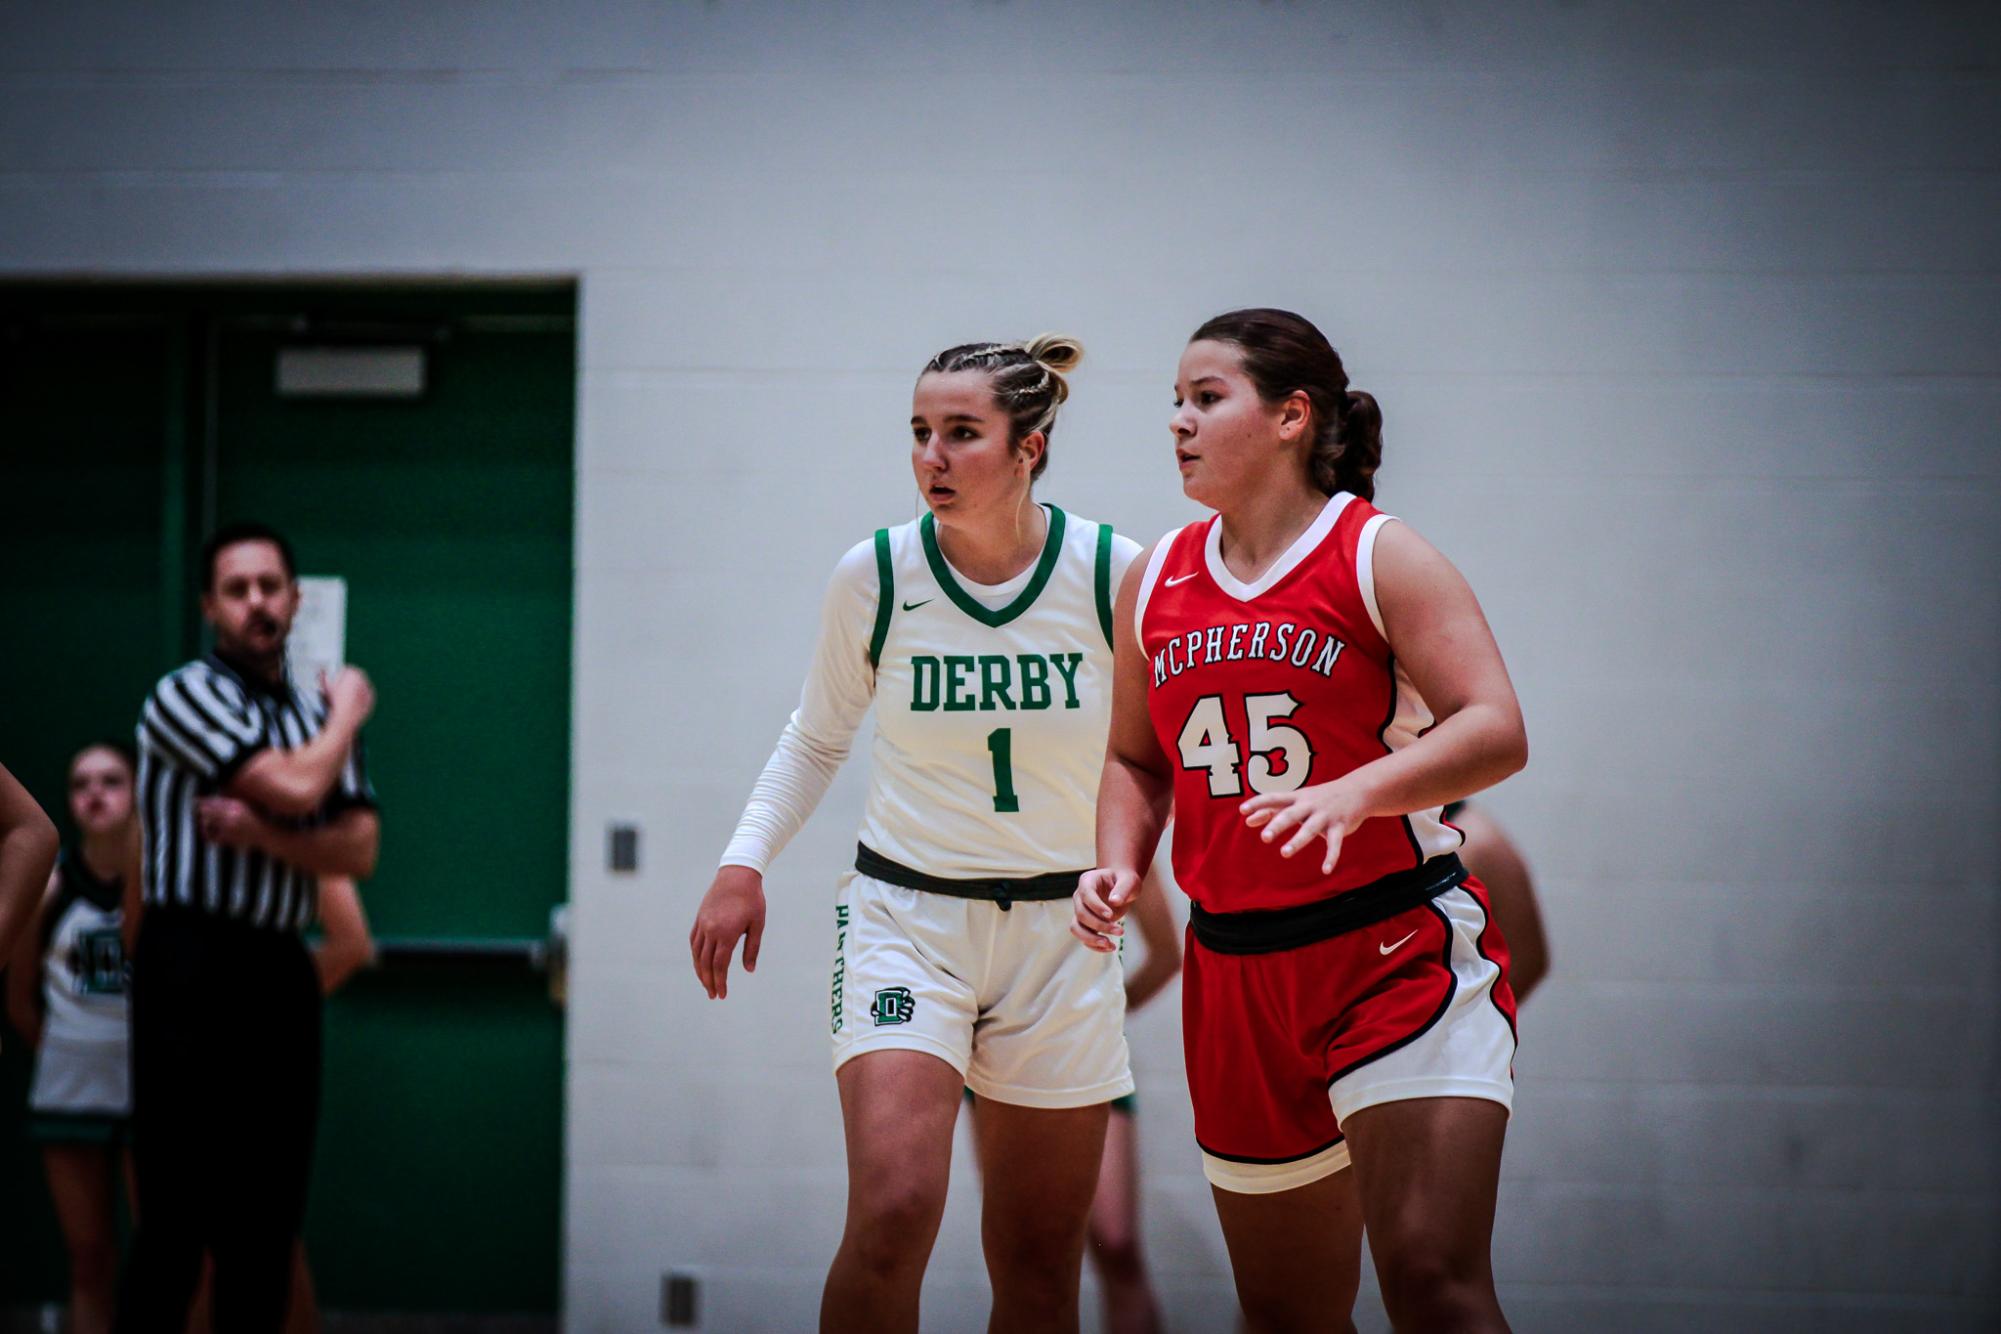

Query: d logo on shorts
[[870, 986, 916, 1027]]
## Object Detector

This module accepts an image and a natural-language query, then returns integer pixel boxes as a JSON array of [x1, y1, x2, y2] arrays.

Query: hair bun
[[1021, 333, 1084, 396]]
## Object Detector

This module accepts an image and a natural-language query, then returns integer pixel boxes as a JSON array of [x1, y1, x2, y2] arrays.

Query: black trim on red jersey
[[1376, 654, 1427, 865], [1440, 799, 1469, 855], [1464, 885, 1520, 1042], [1324, 902, 1460, 1088], [1198, 1131, 1346, 1165]]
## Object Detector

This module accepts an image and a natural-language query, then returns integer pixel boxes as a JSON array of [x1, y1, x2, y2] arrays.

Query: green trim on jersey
[[1093, 521, 1116, 649], [868, 528, 895, 668], [919, 504, 1068, 629]]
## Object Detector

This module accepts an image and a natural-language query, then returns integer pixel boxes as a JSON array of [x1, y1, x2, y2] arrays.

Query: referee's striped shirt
[[136, 652, 376, 933]]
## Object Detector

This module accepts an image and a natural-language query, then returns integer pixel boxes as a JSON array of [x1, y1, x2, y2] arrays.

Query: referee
[[118, 521, 379, 1333]]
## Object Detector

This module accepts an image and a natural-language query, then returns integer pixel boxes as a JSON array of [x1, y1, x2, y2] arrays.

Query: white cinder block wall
[[5, 3, 1996, 1329]]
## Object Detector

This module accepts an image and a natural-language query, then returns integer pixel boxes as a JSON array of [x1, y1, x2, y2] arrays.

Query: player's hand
[[690, 865, 767, 1000], [1241, 780, 1368, 874], [323, 667, 376, 726], [196, 796, 266, 849], [1071, 866, 1139, 953]]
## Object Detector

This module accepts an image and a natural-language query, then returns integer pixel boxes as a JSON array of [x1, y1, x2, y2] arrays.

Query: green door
[[0, 301, 188, 1306], [0, 283, 576, 1320]]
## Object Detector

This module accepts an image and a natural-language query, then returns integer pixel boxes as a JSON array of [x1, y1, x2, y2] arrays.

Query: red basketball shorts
[[1183, 876, 1518, 1194]]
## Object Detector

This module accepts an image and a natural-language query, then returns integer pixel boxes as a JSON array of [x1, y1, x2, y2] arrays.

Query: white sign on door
[[287, 576, 348, 693]]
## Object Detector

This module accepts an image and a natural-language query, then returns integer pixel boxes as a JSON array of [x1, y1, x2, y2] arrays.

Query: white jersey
[[723, 504, 1141, 879], [31, 854, 131, 1116]]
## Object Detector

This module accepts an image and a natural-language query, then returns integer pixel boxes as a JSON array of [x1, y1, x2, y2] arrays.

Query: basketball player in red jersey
[[1073, 309, 1528, 1332]]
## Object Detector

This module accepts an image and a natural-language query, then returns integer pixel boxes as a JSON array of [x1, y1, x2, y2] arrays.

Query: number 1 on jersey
[[986, 727, 1020, 813]]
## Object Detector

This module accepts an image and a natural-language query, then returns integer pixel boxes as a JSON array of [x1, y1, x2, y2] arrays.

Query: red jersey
[[1138, 492, 1461, 913]]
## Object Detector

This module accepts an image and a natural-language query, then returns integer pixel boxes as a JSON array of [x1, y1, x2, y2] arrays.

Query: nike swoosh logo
[[1379, 929, 1419, 956], [902, 599, 933, 611], [1164, 572, 1198, 587]]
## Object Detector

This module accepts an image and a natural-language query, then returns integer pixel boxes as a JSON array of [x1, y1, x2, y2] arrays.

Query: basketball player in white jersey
[[691, 336, 1141, 1334], [6, 742, 139, 1334]]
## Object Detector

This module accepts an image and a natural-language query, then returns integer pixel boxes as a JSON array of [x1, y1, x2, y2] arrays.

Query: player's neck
[[934, 495, 1047, 585], [1215, 477, 1330, 583], [78, 831, 129, 885]]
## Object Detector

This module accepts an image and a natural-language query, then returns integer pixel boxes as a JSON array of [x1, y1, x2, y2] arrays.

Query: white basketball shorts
[[830, 870, 1134, 1109]]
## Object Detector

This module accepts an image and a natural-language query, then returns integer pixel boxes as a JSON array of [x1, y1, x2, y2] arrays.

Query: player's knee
[[990, 1195, 1090, 1262], [845, 1182, 945, 1274], [985, 1232, 1069, 1281], [1375, 1246, 1494, 1323], [986, 1246, 1077, 1314], [1381, 1281, 1497, 1330], [1087, 1224, 1144, 1286]]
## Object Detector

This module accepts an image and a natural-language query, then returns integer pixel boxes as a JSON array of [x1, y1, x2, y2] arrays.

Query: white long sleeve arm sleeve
[[719, 541, 881, 872]]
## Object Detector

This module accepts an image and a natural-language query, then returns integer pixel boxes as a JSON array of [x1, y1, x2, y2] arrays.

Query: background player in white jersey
[[6, 742, 138, 1334], [691, 336, 1142, 1334]]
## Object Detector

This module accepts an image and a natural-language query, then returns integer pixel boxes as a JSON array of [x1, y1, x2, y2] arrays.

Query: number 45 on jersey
[[1177, 692, 1314, 798]]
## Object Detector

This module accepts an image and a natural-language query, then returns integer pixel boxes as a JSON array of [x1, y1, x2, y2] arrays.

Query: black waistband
[[139, 900, 301, 938], [854, 843, 1085, 911], [1189, 854, 1468, 955]]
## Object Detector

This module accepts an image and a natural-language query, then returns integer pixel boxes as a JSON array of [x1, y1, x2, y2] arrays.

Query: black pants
[[117, 906, 322, 1334]]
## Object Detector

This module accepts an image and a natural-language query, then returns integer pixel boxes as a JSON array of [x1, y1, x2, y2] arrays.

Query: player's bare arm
[[1075, 548, 1174, 952], [313, 876, 377, 994], [1240, 519, 1527, 871], [1120, 864, 1182, 1010], [0, 761, 61, 965], [121, 830, 144, 953], [690, 864, 766, 1001], [3, 872, 60, 1047]]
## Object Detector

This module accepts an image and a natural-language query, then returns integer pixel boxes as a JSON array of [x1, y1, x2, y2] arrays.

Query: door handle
[[369, 904, 569, 1006]]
